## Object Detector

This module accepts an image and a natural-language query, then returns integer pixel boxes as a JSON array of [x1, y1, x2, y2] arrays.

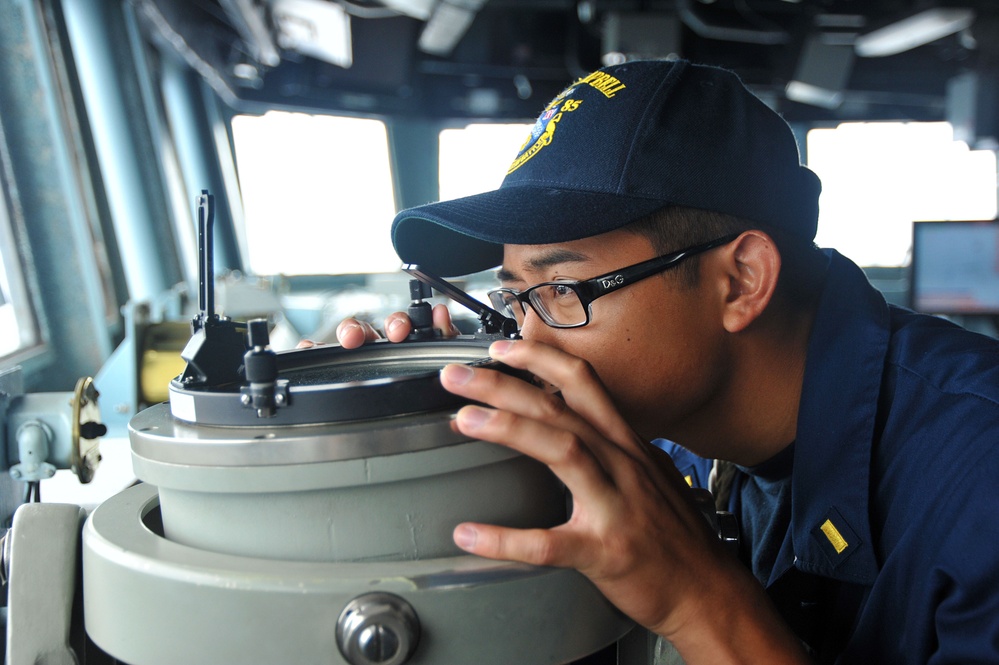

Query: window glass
[[808, 122, 997, 267], [439, 123, 531, 201], [234, 119, 993, 277], [231, 111, 398, 275], [437, 123, 532, 303], [0, 190, 38, 357]]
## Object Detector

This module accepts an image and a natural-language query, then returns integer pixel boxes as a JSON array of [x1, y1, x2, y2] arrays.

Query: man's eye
[[550, 283, 575, 298]]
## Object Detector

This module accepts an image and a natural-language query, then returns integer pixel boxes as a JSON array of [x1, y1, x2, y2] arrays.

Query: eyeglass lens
[[489, 285, 588, 327]]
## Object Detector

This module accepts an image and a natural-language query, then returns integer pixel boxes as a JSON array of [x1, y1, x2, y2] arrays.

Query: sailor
[[338, 59, 999, 663]]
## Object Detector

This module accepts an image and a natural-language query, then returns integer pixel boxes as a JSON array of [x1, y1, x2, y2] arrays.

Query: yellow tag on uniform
[[820, 519, 849, 554]]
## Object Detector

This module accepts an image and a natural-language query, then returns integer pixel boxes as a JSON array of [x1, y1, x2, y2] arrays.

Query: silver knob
[[336, 593, 420, 665]]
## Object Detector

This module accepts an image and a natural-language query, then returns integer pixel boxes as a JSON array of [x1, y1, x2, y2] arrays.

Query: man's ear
[[716, 231, 781, 334]]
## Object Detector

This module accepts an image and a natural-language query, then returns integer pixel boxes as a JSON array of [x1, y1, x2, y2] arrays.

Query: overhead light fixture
[[602, 12, 681, 62], [381, 0, 438, 21], [786, 35, 854, 109], [219, 0, 281, 67], [855, 8, 975, 58], [272, 0, 353, 69], [418, 0, 488, 56]]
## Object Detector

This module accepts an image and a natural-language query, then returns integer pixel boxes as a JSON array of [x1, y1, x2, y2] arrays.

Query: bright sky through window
[[439, 124, 531, 200], [232, 114, 998, 276], [808, 122, 997, 267], [232, 112, 399, 275]]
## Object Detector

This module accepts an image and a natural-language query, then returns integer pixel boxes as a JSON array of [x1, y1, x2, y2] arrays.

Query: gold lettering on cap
[[576, 71, 627, 98]]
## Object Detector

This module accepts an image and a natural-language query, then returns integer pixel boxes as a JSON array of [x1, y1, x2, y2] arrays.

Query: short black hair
[[625, 206, 827, 311]]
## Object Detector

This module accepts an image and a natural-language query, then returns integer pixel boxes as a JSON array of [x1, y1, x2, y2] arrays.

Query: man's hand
[[329, 304, 460, 349], [439, 338, 810, 664]]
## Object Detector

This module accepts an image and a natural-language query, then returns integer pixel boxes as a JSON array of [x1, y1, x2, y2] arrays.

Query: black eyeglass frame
[[488, 233, 742, 329]]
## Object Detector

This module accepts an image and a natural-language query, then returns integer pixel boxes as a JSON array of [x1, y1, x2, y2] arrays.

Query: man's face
[[499, 228, 732, 442]]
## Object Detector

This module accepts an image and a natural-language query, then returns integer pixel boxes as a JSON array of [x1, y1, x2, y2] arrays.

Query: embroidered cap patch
[[507, 70, 626, 175]]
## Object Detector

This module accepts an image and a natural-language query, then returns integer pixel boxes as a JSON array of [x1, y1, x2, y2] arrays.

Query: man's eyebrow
[[496, 249, 590, 283], [496, 268, 518, 282]]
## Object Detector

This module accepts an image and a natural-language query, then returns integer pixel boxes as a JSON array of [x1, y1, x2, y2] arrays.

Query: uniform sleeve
[[928, 478, 999, 664]]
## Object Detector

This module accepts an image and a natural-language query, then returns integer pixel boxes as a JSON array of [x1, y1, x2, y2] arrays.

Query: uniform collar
[[776, 250, 888, 587]]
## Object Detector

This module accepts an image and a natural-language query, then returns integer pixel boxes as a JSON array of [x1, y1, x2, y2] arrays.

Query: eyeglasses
[[487, 233, 741, 329]]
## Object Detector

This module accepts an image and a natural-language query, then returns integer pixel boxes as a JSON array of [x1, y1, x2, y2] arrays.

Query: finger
[[450, 403, 614, 496], [383, 313, 413, 342], [443, 355, 690, 495], [453, 522, 585, 569], [432, 304, 460, 337], [441, 363, 598, 446], [444, 362, 624, 486], [489, 339, 641, 453], [336, 318, 381, 348]]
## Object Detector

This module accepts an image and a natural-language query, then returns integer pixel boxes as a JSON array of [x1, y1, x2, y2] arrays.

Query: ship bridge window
[[444, 122, 999, 272], [808, 122, 998, 267], [0, 186, 38, 358], [438, 123, 532, 201], [231, 117, 537, 276], [230, 119, 994, 278], [231, 111, 399, 275], [437, 122, 533, 302]]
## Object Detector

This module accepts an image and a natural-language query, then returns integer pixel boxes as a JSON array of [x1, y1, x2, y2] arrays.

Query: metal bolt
[[240, 394, 252, 406], [358, 624, 400, 662], [275, 393, 286, 406], [337, 593, 419, 665]]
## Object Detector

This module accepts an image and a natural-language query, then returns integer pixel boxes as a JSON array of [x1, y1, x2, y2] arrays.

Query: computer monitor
[[911, 220, 999, 314]]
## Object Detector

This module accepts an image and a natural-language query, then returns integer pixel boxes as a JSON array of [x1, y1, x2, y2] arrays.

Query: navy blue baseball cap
[[392, 59, 821, 277]]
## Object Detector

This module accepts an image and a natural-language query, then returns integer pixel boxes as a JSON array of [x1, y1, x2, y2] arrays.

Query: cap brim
[[392, 184, 667, 277]]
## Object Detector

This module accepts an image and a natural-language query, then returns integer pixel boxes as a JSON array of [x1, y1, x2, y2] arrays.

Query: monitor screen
[[911, 220, 999, 314]]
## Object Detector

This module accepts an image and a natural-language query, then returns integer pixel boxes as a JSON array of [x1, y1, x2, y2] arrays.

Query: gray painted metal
[[131, 401, 477, 467], [386, 118, 442, 212], [0, 368, 29, 525], [6, 392, 83, 481], [0, 0, 114, 389], [159, 53, 242, 273], [5, 502, 86, 665], [60, 0, 179, 302], [84, 483, 634, 665], [130, 404, 567, 562]]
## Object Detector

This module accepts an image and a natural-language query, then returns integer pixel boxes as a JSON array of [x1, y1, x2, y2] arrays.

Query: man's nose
[[518, 307, 550, 341]]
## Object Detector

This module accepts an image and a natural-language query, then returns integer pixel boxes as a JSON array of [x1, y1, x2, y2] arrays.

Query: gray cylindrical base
[[155, 453, 564, 562], [129, 403, 567, 562], [83, 484, 634, 665]]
